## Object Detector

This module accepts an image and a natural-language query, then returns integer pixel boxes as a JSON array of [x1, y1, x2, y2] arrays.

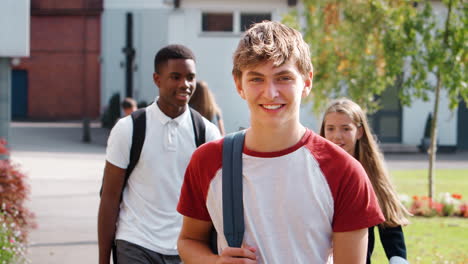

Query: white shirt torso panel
[[177, 130, 384, 262], [206, 147, 334, 263], [106, 102, 221, 255]]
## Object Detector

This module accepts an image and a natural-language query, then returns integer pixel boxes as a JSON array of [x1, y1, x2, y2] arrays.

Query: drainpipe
[[122, 12, 135, 98], [82, 14, 91, 143], [0, 58, 11, 159]]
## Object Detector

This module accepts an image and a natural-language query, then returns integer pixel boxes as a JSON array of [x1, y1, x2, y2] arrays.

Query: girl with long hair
[[320, 98, 410, 264], [189, 81, 225, 135]]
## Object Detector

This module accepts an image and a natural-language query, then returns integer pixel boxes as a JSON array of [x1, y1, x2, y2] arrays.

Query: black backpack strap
[[121, 108, 146, 199], [190, 107, 206, 147], [98, 108, 146, 198], [222, 130, 246, 248]]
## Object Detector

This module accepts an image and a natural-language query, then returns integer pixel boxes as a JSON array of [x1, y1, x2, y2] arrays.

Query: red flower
[[0, 138, 9, 155], [452, 193, 462, 200]]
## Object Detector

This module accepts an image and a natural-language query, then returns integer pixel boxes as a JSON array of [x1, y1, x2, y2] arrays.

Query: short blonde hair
[[232, 21, 313, 80]]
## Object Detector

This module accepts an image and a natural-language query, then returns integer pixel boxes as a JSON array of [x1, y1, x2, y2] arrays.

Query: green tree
[[285, 0, 467, 198]]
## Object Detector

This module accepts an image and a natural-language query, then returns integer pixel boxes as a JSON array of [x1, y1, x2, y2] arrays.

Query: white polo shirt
[[106, 101, 221, 255]]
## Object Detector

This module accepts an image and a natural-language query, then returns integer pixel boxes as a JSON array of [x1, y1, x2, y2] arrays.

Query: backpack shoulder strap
[[121, 108, 146, 197], [190, 107, 206, 147], [222, 130, 246, 248], [99, 108, 146, 198]]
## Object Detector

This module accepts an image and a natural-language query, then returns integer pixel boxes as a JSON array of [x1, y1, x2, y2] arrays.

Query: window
[[202, 13, 233, 32], [240, 13, 271, 31], [201, 12, 272, 34]]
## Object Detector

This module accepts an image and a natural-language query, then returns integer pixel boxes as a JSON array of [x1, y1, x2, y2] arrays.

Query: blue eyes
[[250, 78, 263, 82]]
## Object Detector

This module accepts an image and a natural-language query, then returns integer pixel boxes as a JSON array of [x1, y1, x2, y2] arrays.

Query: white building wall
[[104, 0, 169, 9], [134, 10, 171, 102], [402, 89, 457, 146], [100, 10, 126, 110], [101, 0, 172, 111], [164, 1, 319, 132], [401, 1, 457, 147], [102, 0, 460, 140]]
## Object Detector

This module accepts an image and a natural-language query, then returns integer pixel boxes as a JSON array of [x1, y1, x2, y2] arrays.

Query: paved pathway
[[6, 121, 468, 264], [10, 121, 108, 264]]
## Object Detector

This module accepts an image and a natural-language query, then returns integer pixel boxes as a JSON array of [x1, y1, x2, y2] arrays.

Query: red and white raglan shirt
[[177, 129, 384, 263]]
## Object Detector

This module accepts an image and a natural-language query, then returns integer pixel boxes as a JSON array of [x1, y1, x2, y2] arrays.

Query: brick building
[[12, 0, 102, 120]]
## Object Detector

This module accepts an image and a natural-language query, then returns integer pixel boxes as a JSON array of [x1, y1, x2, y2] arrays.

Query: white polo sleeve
[[105, 116, 133, 169]]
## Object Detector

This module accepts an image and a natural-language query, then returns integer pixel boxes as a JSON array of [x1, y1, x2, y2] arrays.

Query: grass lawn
[[370, 169, 468, 263], [391, 169, 468, 198]]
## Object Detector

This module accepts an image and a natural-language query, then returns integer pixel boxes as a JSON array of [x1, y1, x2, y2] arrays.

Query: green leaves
[[285, 0, 467, 113]]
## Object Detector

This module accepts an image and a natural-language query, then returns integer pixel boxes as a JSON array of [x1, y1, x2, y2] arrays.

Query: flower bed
[[0, 139, 35, 263], [400, 192, 467, 217]]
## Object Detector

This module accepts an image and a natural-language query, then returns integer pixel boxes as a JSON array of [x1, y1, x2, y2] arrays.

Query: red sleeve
[[177, 138, 223, 221], [307, 132, 385, 232]]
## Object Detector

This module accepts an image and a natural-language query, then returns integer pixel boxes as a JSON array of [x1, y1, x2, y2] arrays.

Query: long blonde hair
[[320, 98, 409, 227], [189, 81, 221, 122]]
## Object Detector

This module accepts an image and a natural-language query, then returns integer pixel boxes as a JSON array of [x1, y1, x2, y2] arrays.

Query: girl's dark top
[[367, 225, 407, 264]]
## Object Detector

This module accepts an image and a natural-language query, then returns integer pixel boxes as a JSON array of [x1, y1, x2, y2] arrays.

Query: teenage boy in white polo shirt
[[176, 21, 384, 263], [98, 44, 221, 264]]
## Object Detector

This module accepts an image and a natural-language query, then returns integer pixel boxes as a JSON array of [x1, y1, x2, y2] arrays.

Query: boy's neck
[[245, 122, 307, 153], [156, 99, 186, 119]]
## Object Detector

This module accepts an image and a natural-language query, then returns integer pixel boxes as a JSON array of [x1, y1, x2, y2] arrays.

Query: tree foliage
[[284, 0, 467, 114], [285, 0, 467, 198]]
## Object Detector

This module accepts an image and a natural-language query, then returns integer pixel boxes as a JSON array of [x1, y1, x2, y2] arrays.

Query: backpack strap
[[222, 130, 246, 248], [120, 108, 146, 200], [190, 107, 206, 147], [98, 108, 146, 198]]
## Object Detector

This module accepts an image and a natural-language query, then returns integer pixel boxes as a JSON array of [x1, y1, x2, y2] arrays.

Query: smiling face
[[153, 58, 196, 118], [323, 112, 363, 156], [234, 60, 312, 129]]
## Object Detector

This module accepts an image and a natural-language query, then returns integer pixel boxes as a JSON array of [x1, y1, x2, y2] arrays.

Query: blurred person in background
[[121, 97, 137, 116], [189, 81, 225, 135]]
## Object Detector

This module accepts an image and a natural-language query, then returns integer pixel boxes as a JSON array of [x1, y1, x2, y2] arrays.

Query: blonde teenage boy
[[177, 21, 384, 264]]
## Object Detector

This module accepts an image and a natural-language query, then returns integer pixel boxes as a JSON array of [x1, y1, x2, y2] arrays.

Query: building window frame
[[200, 10, 272, 36]]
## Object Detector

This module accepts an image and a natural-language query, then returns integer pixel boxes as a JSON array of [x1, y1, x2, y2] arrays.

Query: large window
[[240, 13, 271, 31], [202, 13, 233, 32], [201, 12, 271, 33]]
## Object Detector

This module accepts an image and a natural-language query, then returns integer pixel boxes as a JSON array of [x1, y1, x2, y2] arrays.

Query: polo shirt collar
[[152, 98, 191, 125]]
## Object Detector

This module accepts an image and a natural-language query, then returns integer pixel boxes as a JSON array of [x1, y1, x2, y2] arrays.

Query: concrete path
[[6, 121, 468, 264], [9, 121, 108, 264]]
